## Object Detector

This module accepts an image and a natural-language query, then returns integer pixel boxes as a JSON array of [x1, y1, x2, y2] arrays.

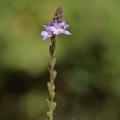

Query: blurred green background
[[0, 0, 120, 120]]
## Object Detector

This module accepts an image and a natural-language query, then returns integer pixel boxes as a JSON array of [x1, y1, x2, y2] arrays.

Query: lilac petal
[[53, 29, 59, 35], [41, 31, 50, 40], [58, 28, 64, 34], [61, 22, 65, 26], [47, 26, 58, 35], [60, 22, 66, 27], [63, 30, 71, 35], [49, 26, 56, 32], [41, 31, 48, 37], [64, 24, 69, 29], [53, 22, 59, 28], [59, 21, 69, 29]]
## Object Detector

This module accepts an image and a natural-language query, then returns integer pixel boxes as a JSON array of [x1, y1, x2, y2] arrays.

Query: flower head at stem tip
[[41, 7, 71, 40]]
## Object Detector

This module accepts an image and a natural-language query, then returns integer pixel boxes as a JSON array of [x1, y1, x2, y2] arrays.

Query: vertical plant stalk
[[41, 7, 71, 120], [47, 36, 57, 120]]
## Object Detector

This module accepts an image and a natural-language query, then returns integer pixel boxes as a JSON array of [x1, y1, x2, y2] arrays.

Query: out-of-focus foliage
[[0, 0, 120, 120]]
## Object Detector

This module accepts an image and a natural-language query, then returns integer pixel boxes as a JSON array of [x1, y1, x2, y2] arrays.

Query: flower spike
[[41, 7, 71, 40]]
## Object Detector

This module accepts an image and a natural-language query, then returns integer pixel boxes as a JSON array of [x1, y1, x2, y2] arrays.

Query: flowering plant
[[41, 7, 71, 120]]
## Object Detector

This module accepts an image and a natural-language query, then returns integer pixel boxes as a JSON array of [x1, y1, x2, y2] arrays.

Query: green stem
[[47, 36, 57, 120]]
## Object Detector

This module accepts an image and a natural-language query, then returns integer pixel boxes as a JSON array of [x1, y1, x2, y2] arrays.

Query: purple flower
[[41, 21, 71, 40]]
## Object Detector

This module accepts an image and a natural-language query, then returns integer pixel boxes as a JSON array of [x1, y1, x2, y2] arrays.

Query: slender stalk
[[47, 36, 57, 120], [41, 7, 71, 120]]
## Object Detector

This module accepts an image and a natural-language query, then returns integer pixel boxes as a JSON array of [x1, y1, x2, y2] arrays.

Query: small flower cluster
[[41, 21, 71, 40], [41, 7, 71, 40]]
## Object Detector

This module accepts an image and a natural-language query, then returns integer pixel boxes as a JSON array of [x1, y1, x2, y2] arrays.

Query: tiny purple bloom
[[41, 8, 71, 40]]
